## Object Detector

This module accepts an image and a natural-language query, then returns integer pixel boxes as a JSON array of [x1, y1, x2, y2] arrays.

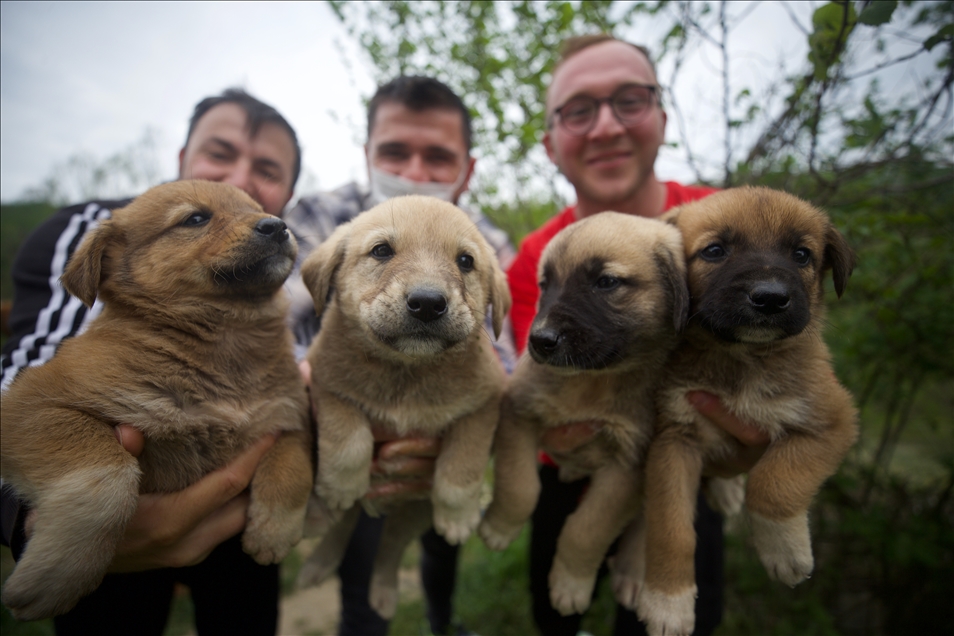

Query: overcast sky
[[4, 1, 922, 207]]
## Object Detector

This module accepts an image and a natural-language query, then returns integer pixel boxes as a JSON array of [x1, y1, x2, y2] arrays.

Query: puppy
[[296, 195, 510, 619], [0, 181, 312, 621], [478, 212, 689, 616], [634, 187, 859, 636]]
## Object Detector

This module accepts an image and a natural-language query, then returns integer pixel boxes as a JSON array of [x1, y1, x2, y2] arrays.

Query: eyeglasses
[[549, 84, 659, 136]]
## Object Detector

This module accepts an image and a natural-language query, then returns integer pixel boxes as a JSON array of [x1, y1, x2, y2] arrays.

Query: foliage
[[332, 1, 954, 634]]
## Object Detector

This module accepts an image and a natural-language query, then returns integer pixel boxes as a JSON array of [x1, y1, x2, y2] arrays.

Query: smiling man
[[1, 88, 301, 635], [506, 34, 770, 636]]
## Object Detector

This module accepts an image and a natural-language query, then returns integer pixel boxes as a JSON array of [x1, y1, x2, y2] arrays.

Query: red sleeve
[[507, 207, 577, 354], [663, 181, 720, 210]]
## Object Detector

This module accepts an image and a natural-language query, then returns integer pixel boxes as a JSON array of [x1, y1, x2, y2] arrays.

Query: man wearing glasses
[[508, 34, 768, 636]]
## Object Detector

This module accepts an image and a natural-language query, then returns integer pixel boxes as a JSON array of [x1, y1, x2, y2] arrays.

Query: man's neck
[[574, 176, 667, 220]]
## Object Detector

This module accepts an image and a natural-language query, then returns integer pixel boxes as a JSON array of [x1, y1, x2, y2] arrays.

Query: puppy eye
[[793, 247, 812, 266], [595, 275, 620, 290], [370, 243, 394, 260], [457, 253, 475, 272], [538, 277, 549, 291], [182, 211, 210, 227], [700, 244, 727, 261]]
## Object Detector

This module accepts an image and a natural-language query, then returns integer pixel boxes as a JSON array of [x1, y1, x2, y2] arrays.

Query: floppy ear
[[655, 243, 690, 333], [61, 220, 118, 307], [488, 262, 512, 340], [823, 222, 856, 298], [301, 224, 350, 318]]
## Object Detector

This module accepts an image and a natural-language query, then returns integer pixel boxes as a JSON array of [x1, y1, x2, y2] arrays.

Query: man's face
[[543, 41, 667, 210], [365, 102, 475, 201], [178, 103, 296, 217]]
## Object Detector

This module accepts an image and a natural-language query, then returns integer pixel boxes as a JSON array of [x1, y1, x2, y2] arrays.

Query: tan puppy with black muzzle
[[634, 187, 859, 636], [296, 195, 510, 619], [0, 181, 312, 621], [479, 212, 689, 617]]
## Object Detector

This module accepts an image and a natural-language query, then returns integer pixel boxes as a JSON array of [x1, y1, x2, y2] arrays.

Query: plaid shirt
[[283, 182, 517, 372]]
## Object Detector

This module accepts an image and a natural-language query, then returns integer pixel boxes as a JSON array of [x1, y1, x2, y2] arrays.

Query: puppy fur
[[0, 181, 312, 621], [296, 195, 510, 619], [633, 187, 859, 636], [478, 212, 689, 617]]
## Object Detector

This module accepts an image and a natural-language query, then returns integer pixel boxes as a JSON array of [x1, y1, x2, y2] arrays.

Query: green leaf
[[858, 0, 898, 26], [924, 24, 954, 51]]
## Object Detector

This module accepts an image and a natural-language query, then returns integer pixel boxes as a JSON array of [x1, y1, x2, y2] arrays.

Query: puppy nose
[[748, 281, 791, 314], [407, 289, 447, 322], [529, 328, 562, 355], [255, 217, 288, 243]]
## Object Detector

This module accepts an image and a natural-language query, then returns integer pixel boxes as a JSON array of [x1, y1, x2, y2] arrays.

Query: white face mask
[[367, 164, 468, 206]]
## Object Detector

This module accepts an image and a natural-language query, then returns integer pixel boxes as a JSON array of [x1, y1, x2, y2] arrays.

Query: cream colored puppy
[[479, 212, 689, 617], [1, 181, 312, 621], [297, 195, 510, 618], [635, 187, 859, 636]]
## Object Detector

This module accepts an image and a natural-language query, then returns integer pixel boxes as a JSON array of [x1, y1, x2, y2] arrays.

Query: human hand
[[298, 360, 438, 502], [687, 391, 770, 477]]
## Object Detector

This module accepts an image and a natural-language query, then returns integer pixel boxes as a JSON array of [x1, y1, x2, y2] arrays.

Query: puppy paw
[[609, 562, 641, 611], [749, 511, 814, 587], [297, 550, 339, 589], [369, 580, 400, 619], [243, 502, 306, 565], [433, 484, 482, 545], [548, 557, 596, 616], [2, 569, 89, 622], [477, 516, 522, 551], [434, 503, 480, 545], [303, 494, 342, 539], [636, 585, 696, 636], [317, 469, 370, 512], [703, 475, 746, 516]]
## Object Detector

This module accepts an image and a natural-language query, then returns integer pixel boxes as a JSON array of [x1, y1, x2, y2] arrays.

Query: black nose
[[528, 328, 562, 355], [407, 289, 447, 323], [255, 217, 288, 242], [748, 281, 791, 314]]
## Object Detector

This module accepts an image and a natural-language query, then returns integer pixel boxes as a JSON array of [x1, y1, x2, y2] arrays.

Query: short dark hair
[[367, 76, 473, 153], [185, 88, 302, 189]]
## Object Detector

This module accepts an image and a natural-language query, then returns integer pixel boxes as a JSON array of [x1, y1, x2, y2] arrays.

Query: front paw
[[433, 500, 480, 545], [3, 565, 93, 621], [749, 511, 814, 586], [243, 501, 306, 565], [369, 577, 400, 620], [703, 475, 746, 516], [548, 557, 596, 616], [318, 469, 370, 511], [478, 514, 523, 551], [609, 559, 641, 611], [636, 585, 696, 636]]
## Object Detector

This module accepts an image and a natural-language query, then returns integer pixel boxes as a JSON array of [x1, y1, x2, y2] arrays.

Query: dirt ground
[[277, 565, 422, 636]]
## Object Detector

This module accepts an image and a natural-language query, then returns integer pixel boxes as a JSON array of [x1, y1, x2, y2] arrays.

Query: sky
[[0, 1, 929, 207]]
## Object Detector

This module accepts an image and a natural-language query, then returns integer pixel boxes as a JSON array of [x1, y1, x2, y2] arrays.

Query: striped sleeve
[[0, 200, 121, 391]]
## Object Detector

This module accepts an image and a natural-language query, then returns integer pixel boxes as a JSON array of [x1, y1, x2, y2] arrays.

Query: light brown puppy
[[479, 212, 689, 616], [0, 181, 312, 621], [634, 187, 859, 636], [296, 195, 510, 619]]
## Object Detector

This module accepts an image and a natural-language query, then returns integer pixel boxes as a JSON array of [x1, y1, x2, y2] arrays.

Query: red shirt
[[507, 181, 719, 353]]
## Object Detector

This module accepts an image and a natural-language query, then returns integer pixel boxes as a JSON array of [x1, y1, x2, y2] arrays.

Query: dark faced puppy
[[0, 181, 312, 621], [633, 187, 859, 636], [479, 212, 688, 617]]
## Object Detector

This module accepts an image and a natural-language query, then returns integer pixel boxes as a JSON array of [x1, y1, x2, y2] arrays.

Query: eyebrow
[[205, 137, 285, 174]]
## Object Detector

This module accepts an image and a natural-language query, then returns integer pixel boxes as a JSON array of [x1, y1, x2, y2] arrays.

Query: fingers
[[540, 420, 603, 455], [114, 424, 145, 457], [299, 359, 312, 386], [366, 479, 433, 501], [180, 433, 278, 520], [687, 391, 770, 447], [373, 456, 435, 478], [377, 437, 441, 460]]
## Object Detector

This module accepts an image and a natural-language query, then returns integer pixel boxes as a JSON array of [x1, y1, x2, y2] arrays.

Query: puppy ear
[[489, 262, 512, 340], [655, 243, 690, 333], [823, 223, 855, 298], [61, 220, 117, 307], [301, 225, 349, 318]]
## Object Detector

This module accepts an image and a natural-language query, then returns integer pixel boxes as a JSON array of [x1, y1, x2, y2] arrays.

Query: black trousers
[[337, 509, 459, 636], [53, 535, 279, 636], [529, 465, 724, 636]]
